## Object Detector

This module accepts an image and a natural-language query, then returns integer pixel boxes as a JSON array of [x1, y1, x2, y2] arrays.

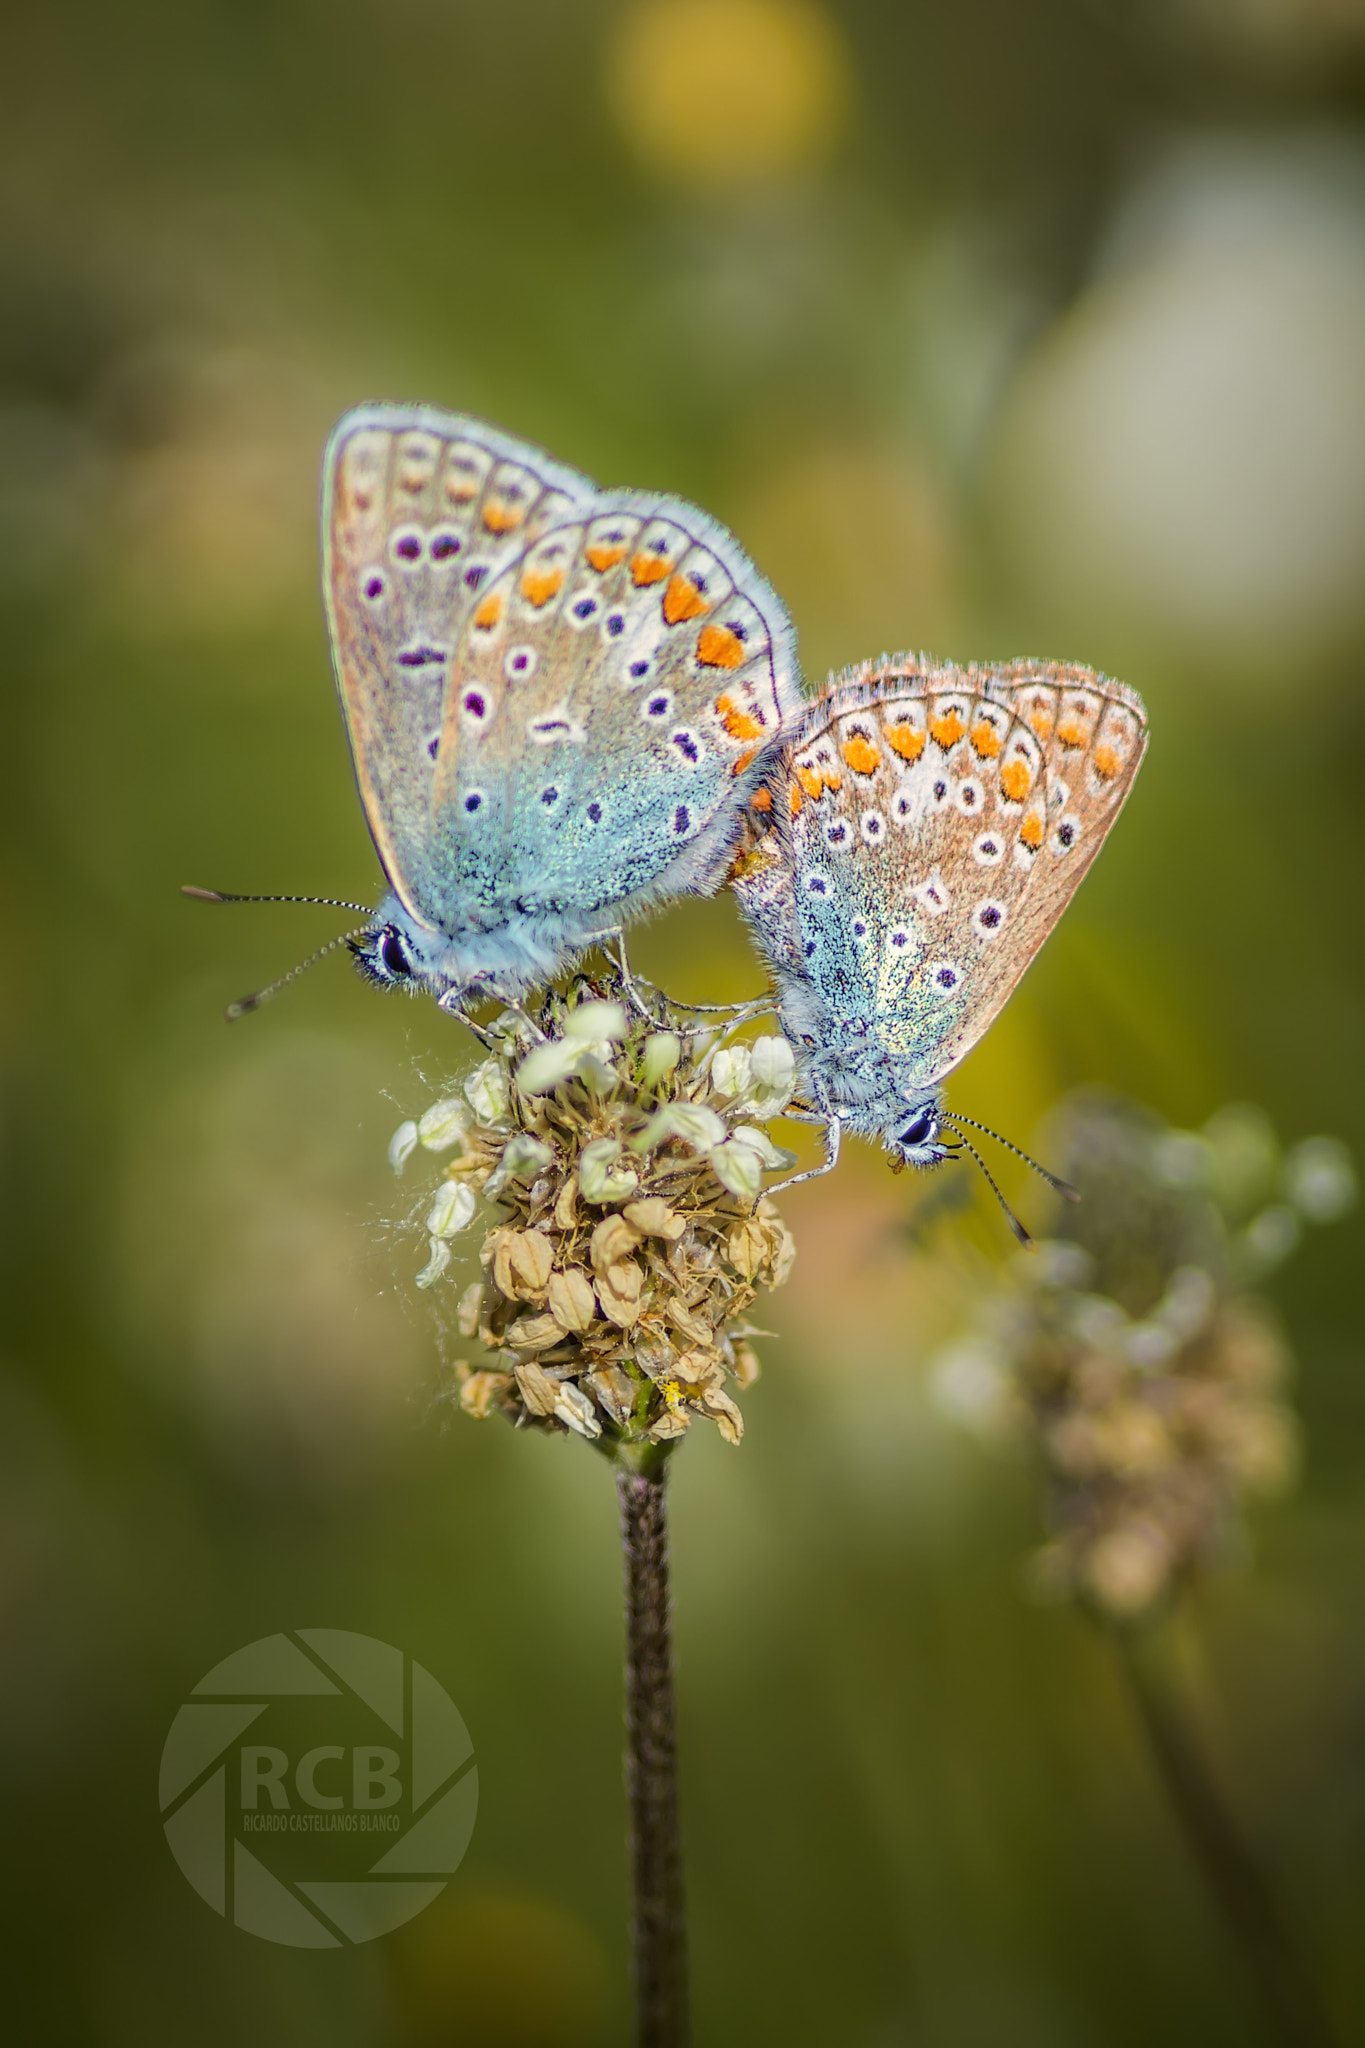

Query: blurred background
[[3, 1, 1365, 2041]]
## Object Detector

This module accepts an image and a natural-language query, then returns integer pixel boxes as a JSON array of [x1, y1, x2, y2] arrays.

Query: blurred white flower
[[415, 1238, 453, 1291], [988, 134, 1365, 664], [579, 1137, 640, 1203], [1283, 1135, 1358, 1222], [481, 1133, 555, 1201], [426, 1180, 476, 1240], [745, 1037, 797, 1117], [641, 1032, 682, 1086], [417, 1097, 469, 1152], [565, 1001, 627, 1044], [1242, 1204, 1302, 1272], [464, 1060, 510, 1124], [387, 1120, 419, 1174], [930, 1340, 1014, 1434], [633, 1103, 728, 1154]]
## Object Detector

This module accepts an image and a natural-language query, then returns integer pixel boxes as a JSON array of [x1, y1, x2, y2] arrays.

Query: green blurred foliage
[[2, 0, 1364, 2041]]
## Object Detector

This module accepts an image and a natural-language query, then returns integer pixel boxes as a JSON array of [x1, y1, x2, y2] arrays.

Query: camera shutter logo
[[159, 1631, 477, 1946]]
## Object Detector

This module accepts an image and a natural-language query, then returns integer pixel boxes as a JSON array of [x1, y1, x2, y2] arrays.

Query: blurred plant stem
[[616, 1443, 688, 2048], [1115, 1620, 1336, 2048]]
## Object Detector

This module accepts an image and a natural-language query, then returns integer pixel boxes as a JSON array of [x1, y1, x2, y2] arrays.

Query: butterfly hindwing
[[752, 656, 1147, 1089]]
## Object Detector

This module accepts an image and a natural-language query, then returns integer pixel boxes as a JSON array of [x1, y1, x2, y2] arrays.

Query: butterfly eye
[[380, 929, 411, 978], [898, 1110, 937, 1149]]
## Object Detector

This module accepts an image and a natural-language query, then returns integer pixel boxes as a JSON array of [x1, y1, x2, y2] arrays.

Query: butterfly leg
[[584, 925, 660, 1021], [435, 989, 496, 1047], [757, 1115, 842, 1201]]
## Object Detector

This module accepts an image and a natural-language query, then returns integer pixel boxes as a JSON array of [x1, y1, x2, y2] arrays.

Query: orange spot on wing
[[821, 766, 842, 793], [732, 747, 758, 776], [697, 622, 746, 669], [473, 592, 504, 631], [482, 499, 525, 535], [750, 787, 773, 812], [841, 734, 880, 776], [1093, 741, 1121, 780], [1057, 717, 1088, 750], [1020, 812, 1044, 850], [796, 765, 823, 802], [885, 722, 926, 762], [930, 710, 965, 749], [586, 542, 627, 573], [715, 694, 763, 741], [520, 566, 564, 607], [631, 551, 670, 585], [663, 573, 709, 625], [970, 719, 1002, 759], [445, 473, 480, 503], [1000, 758, 1032, 803], [789, 782, 803, 816], [1026, 699, 1053, 739]]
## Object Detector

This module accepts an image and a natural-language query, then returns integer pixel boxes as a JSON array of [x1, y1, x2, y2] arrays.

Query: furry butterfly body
[[733, 656, 1148, 1181], [324, 404, 802, 1006]]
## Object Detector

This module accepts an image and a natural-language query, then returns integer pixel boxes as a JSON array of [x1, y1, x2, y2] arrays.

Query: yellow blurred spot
[[796, 764, 822, 800], [607, 0, 852, 190], [631, 549, 671, 584], [473, 592, 504, 631], [1057, 716, 1088, 749], [1093, 741, 1121, 780], [1020, 812, 1044, 850], [970, 718, 1002, 759], [930, 710, 964, 749], [750, 786, 773, 810], [391, 1887, 607, 2048], [586, 542, 627, 572]]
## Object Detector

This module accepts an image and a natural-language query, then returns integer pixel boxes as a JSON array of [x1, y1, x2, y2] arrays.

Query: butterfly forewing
[[426, 491, 800, 923], [323, 406, 596, 927], [767, 657, 1147, 1088]]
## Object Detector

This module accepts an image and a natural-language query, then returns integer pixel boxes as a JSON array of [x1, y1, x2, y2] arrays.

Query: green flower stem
[[616, 1447, 689, 2048], [1116, 1622, 1336, 2048]]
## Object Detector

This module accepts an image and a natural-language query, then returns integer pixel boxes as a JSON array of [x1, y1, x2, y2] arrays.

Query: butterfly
[[730, 655, 1148, 1208], [314, 403, 801, 1015]]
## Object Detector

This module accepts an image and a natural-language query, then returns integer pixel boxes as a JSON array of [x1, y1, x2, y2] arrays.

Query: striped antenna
[[182, 886, 375, 915], [939, 1111, 1079, 1202], [223, 925, 376, 1021]]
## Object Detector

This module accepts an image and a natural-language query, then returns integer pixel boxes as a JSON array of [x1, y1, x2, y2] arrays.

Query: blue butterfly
[[731, 655, 1148, 1209], [314, 403, 801, 1017]]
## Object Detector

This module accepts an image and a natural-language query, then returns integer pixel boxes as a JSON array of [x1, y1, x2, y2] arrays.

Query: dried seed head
[[931, 1091, 1344, 1621], [398, 977, 799, 1454]]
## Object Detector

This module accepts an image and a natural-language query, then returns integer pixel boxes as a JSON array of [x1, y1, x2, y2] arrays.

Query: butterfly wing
[[753, 656, 1147, 1087], [323, 404, 594, 929], [325, 405, 802, 943], [424, 492, 801, 927]]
